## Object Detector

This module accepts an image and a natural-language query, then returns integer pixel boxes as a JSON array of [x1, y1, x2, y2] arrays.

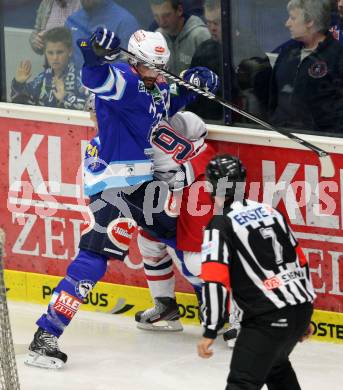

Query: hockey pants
[[226, 302, 313, 390], [138, 230, 202, 301]]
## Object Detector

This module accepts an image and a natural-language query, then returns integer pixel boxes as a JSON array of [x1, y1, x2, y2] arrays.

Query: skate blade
[[137, 320, 183, 332], [24, 351, 65, 369]]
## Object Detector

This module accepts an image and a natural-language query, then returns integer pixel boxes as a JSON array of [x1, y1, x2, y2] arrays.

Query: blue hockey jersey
[[82, 62, 197, 196]]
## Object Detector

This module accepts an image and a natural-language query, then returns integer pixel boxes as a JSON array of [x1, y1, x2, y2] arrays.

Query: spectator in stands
[[269, 0, 343, 134], [149, 0, 206, 33], [187, 0, 270, 121], [235, 56, 271, 120], [65, 0, 139, 70], [30, 0, 81, 55], [185, 0, 222, 120], [183, 0, 205, 18], [149, 0, 210, 75], [11, 27, 87, 110]]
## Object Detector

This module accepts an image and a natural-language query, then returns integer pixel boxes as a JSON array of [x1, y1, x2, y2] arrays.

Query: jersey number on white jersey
[[152, 125, 194, 163]]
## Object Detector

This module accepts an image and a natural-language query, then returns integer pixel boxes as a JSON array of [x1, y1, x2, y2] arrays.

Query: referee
[[197, 154, 315, 390]]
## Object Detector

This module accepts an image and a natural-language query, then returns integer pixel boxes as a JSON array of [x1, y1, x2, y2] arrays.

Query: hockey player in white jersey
[[82, 107, 211, 331], [134, 111, 217, 331], [83, 108, 214, 331]]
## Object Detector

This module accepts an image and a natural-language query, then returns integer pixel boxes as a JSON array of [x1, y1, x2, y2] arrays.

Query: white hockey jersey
[[151, 111, 208, 190]]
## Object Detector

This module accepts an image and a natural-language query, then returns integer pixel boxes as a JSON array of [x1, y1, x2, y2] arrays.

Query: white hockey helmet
[[128, 30, 170, 68]]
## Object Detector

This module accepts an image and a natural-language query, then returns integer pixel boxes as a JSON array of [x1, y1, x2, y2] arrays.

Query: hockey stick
[[120, 47, 335, 178]]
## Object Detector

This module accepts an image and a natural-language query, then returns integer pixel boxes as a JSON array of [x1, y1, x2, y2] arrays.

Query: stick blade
[[319, 155, 335, 178]]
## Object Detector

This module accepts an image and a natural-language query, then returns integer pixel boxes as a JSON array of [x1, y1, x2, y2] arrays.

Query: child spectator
[[11, 26, 87, 110]]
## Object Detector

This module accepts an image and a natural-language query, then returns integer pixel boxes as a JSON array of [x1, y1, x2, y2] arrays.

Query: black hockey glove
[[77, 27, 121, 67], [91, 27, 121, 61]]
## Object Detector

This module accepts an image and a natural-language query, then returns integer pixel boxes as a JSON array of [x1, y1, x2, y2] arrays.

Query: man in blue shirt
[[65, 0, 139, 69]]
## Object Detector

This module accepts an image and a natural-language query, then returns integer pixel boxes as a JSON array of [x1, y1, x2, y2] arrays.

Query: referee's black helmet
[[206, 154, 246, 198]]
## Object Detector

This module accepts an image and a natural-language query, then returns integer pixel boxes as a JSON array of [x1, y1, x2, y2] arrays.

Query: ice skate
[[223, 324, 240, 348], [24, 327, 68, 369], [135, 297, 183, 331]]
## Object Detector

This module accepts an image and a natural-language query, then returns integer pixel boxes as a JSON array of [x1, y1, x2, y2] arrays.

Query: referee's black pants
[[226, 302, 313, 390]]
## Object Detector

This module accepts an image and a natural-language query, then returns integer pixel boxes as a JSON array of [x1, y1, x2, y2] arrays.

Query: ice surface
[[9, 302, 343, 390]]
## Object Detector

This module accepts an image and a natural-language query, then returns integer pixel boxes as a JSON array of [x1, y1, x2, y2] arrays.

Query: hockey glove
[[181, 66, 220, 94], [77, 38, 106, 67], [91, 27, 121, 61]]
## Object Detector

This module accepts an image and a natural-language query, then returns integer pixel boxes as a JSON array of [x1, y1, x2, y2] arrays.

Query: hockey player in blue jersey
[[25, 27, 219, 369]]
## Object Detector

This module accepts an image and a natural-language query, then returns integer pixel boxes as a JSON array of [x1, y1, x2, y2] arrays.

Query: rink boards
[[1, 103, 343, 342], [5, 268, 343, 344], [4, 269, 200, 325]]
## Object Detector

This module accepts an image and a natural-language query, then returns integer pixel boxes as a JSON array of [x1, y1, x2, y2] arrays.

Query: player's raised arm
[[77, 27, 121, 93]]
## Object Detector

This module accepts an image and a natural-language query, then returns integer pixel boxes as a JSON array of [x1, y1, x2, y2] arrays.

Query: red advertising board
[[1, 116, 343, 312]]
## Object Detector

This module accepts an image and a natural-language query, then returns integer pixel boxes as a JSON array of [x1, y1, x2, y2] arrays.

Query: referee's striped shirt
[[200, 199, 316, 339]]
